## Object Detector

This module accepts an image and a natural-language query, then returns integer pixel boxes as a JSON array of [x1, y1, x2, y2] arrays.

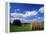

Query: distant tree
[[13, 20, 22, 26]]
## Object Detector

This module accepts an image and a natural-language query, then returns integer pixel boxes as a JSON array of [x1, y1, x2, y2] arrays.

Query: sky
[[10, 3, 44, 23]]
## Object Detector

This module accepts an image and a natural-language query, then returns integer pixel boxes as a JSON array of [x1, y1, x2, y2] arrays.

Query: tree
[[13, 20, 22, 26]]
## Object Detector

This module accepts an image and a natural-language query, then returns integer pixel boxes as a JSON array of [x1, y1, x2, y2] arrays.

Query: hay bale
[[32, 21, 41, 30]]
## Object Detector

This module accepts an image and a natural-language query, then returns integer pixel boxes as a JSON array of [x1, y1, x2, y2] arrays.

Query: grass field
[[10, 23, 44, 32], [10, 23, 32, 32]]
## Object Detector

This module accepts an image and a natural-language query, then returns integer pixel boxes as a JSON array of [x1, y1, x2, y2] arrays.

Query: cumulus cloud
[[11, 10, 38, 18], [10, 9, 44, 23], [38, 7, 44, 13], [11, 13, 26, 18], [25, 11, 38, 16], [10, 10, 38, 23]]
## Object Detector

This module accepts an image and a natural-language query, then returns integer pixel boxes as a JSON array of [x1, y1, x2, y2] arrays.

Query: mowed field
[[10, 23, 32, 32]]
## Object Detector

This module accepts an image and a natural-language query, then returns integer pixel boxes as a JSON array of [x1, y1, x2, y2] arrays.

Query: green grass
[[10, 23, 32, 32], [10, 23, 44, 32]]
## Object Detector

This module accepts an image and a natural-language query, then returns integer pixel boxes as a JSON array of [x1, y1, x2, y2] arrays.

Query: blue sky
[[10, 3, 44, 23]]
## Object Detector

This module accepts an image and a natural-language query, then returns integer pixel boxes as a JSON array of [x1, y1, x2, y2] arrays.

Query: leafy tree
[[13, 20, 22, 26]]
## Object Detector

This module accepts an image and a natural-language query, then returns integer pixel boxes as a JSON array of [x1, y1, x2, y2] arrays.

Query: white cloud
[[32, 17, 44, 23], [38, 17, 44, 21], [10, 10, 38, 23], [10, 17, 43, 23], [38, 17, 42, 19], [15, 9, 20, 12], [25, 11, 38, 16], [32, 19, 38, 22], [10, 7, 44, 23], [21, 19, 32, 23], [11, 10, 38, 18], [10, 18, 14, 23], [11, 13, 25, 17], [38, 7, 44, 13]]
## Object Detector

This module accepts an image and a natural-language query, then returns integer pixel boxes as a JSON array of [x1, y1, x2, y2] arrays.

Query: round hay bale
[[32, 21, 41, 30]]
